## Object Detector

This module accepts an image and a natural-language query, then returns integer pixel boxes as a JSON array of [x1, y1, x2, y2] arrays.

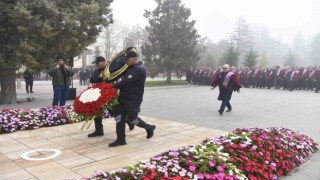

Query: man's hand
[[211, 87, 215, 90], [64, 65, 69, 70], [55, 64, 60, 69]]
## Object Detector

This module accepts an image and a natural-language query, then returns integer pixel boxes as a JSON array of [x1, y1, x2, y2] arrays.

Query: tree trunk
[[0, 68, 17, 105], [166, 70, 172, 83]]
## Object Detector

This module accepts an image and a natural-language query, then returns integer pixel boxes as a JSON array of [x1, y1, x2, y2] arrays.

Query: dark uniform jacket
[[114, 62, 146, 103], [90, 68, 105, 84], [211, 71, 241, 101], [23, 69, 34, 82]]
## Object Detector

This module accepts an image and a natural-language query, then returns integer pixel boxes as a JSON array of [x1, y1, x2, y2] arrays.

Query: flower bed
[[0, 105, 110, 134], [82, 127, 318, 180]]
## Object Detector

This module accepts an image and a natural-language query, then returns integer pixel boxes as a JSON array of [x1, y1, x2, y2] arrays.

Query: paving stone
[[25, 162, 69, 177]]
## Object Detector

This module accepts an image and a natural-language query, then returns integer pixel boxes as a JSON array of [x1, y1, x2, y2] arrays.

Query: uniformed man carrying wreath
[[109, 47, 156, 147], [88, 56, 134, 138]]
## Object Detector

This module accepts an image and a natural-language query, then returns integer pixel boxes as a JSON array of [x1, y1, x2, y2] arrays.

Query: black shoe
[[218, 110, 223, 115], [88, 131, 104, 137], [109, 140, 127, 147], [146, 125, 156, 139], [128, 123, 135, 131], [226, 109, 232, 112]]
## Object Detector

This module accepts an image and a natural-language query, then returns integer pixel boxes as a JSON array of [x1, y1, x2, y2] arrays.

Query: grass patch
[[145, 80, 187, 87]]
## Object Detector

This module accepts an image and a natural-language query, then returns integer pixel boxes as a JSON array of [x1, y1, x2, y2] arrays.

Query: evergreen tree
[[243, 49, 259, 68], [142, 0, 200, 82], [0, 0, 113, 104], [220, 44, 239, 66]]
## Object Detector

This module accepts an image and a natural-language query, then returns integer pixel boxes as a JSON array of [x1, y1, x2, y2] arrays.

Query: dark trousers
[[25, 80, 33, 93], [80, 78, 86, 86], [52, 85, 69, 106], [289, 81, 295, 90], [315, 80, 320, 92], [116, 99, 150, 142], [94, 117, 103, 133], [220, 99, 232, 112]]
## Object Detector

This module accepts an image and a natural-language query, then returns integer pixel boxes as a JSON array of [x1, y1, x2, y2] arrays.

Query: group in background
[[79, 69, 91, 86], [187, 65, 320, 93]]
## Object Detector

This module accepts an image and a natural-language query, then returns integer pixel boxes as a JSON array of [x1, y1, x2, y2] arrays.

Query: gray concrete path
[[1, 83, 319, 179]]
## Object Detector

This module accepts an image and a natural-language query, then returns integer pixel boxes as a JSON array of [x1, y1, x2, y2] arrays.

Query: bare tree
[[100, 23, 122, 60], [121, 26, 130, 49], [230, 17, 254, 64], [127, 25, 149, 53]]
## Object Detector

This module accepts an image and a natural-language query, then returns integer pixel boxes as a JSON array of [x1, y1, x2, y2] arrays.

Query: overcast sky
[[111, 0, 320, 44]]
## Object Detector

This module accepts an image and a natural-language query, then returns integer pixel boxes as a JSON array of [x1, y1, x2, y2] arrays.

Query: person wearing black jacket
[[109, 48, 156, 147], [24, 68, 35, 93], [87, 56, 107, 137], [88, 56, 134, 137]]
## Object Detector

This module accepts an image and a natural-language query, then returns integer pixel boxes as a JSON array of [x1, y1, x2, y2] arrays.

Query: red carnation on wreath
[[74, 83, 118, 116]]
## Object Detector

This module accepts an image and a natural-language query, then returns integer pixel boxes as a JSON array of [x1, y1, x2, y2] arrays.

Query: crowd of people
[[187, 66, 320, 92]]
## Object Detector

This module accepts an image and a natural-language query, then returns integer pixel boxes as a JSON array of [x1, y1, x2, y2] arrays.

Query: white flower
[[79, 88, 101, 103]]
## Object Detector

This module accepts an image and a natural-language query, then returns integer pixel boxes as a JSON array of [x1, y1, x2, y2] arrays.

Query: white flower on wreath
[[79, 88, 101, 103]]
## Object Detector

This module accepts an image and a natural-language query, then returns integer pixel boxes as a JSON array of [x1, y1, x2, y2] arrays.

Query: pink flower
[[204, 174, 211, 179], [209, 161, 215, 167], [189, 165, 196, 172], [197, 173, 204, 179], [218, 173, 225, 179], [217, 166, 224, 172]]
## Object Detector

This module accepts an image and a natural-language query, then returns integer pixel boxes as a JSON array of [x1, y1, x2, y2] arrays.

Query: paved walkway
[[1, 83, 319, 179], [0, 117, 226, 180]]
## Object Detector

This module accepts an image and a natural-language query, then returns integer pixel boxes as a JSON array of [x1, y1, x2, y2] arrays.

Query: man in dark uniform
[[211, 64, 241, 115], [109, 48, 156, 147], [79, 69, 86, 86], [24, 68, 35, 93], [88, 56, 134, 137]]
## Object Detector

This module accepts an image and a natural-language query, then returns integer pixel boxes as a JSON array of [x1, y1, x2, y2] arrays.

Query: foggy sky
[[111, 0, 320, 44]]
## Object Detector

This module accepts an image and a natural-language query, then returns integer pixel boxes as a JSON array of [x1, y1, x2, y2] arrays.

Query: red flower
[[74, 83, 118, 116], [276, 169, 283, 176], [228, 157, 234, 162]]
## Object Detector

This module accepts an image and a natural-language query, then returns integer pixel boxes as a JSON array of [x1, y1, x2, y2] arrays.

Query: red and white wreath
[[73, 83, 118, 116]]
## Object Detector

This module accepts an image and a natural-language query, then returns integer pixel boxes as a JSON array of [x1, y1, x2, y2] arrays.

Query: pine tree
[[220, 44, 239, 66], [142, 0, 200, 82], [243, 49, 259, 68]]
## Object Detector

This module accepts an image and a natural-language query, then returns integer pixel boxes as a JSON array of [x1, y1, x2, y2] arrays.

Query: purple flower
[[168, 151, 179, 157]]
